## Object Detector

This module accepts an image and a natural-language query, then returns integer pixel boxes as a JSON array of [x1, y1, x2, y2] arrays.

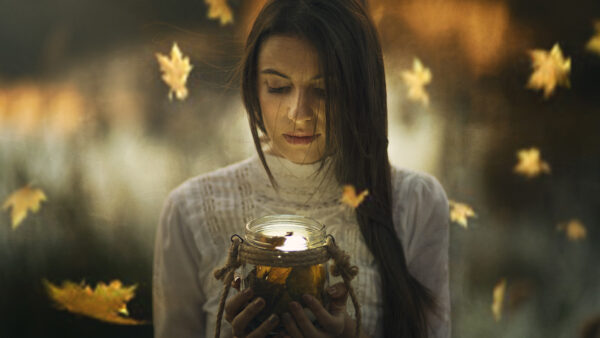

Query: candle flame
[[276, 235, 308, 252]]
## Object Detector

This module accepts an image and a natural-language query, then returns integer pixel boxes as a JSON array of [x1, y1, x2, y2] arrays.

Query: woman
[[153, 0, 450, 337]]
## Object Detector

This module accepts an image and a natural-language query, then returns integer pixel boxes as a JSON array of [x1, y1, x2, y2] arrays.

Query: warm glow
[[262, 226, 309, 252], [0, 83, 86, 136], [386, 0, 513, 75], [275, 234, 307, 252]]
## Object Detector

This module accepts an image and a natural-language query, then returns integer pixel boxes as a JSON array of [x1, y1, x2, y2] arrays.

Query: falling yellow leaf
[[155, 43, 193, 101], [44, 279, 145, 325], [492, 278, 506, 322], [340, 185, 369, 208], [449, 200, 476, 228], [2, 185, 47, 230], [586, 21, 600, 56], [557, 219, 587, 241], [205, 0, 233, 25], [527, 43, 571, 98], [401, 58, 432, 106], [514, 147, 551, 178]]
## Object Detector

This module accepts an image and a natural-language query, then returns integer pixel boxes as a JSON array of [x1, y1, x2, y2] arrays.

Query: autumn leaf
[[340, 185, 369, 208], [492, 278, 507, 322], [449, 200, 476, 228], [44, 279, 145, 325], [557, 219, 587, 241], [2, 185, 47, 230], [527, 43, 571, 98], [155, 43, 193, 101], [259, 234, 287, 249], [255, 266, 292, 285], [514, 147, 551, 178], [586, 21, 600, 56], [401, 58, 432, 107], [205, 0, 233, 25]]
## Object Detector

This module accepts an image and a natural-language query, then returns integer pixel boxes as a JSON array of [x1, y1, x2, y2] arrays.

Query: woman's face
[[257, 35, 327, 164]]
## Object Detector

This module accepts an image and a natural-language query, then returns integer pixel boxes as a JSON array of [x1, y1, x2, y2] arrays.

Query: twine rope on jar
[[213, 234, 361, 338]]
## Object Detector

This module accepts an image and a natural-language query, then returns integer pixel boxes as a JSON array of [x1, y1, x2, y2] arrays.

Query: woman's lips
[[283, 134, 320, 145]]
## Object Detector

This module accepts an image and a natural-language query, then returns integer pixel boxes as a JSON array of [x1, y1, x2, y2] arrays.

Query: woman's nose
[[287, 89, 314, 122]]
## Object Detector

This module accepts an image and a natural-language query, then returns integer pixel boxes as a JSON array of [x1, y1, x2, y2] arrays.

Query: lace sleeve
[[153, 192, 207, 337]]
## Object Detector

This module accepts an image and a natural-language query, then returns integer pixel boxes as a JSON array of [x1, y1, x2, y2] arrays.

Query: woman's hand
[[224, 286, 280, 338], [281, 282, 350, 338]]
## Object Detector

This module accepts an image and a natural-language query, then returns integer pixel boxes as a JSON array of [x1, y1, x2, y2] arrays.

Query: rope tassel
[[213, 235, 361, 338]]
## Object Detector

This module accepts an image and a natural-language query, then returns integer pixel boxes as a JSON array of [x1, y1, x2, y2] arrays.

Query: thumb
[[327, 282, 349, 315]]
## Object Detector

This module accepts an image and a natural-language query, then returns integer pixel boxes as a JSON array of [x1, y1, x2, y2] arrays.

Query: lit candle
[[262, 226, 308, 252]]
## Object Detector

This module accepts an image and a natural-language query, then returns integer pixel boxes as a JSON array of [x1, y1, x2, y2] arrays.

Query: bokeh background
[[1, 0, 599, 337]]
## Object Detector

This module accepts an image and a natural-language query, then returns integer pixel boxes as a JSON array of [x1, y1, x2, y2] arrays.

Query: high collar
[[248, 153, 341, 206]]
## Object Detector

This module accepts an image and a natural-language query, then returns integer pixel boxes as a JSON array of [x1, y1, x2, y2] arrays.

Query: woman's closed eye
[[267, 86, 326, 99], [267, 85, 291, 94]]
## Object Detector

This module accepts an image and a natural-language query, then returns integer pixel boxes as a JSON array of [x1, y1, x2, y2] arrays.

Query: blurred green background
[[1, 0, 599, 337]]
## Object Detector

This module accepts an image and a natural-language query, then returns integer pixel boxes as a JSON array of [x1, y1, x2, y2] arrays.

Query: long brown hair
[[241, 0, 435, 336]]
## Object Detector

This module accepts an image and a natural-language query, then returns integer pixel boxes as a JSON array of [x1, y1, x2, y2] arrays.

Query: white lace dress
[[153, 153, 450, 337]]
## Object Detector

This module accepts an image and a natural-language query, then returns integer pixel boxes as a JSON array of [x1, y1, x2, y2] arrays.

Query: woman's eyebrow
[[260, 68, 322, 80]]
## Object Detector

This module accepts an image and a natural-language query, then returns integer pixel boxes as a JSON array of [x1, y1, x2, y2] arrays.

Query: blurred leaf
[[44, 279, 146, 325], [155, 43, 193, 101], [449, 200, 476, 228], [513, 147, 551, 178], [557, 219, 587, 241], [2, 185, 47, 230], [340, 185, 369, 208], [492, 278, 506, 322], [586, 21, 600, 56], [527, 43, 571, 98], [401, 58, 432, 106], [205, 0, 233, 25]]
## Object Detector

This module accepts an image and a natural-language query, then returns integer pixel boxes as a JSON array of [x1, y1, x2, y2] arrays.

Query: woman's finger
[[231, 297, 266, 335], [327, 283, 349, 314], [246, 313, 280, 338], [302, 294, 342, 336], [288, 301, 319, 337], [224, 288, 254, 323], [282, 312, 303, 338]]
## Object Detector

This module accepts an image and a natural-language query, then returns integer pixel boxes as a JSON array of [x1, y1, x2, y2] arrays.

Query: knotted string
[[213, 235, 361, 338], [326, 235, 361, 338], [213, 236, 243, 338]]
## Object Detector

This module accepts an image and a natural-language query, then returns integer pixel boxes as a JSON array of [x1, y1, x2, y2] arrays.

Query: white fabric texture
[[153, 153, 450, 338]]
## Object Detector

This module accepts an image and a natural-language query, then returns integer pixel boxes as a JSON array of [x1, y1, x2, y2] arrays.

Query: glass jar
[[241, 214, 329, 333]]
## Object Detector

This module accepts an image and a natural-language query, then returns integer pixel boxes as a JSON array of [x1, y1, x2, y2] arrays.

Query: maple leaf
[[205, 0, 233, 25], [2, 185, 47, 230], [401, 58, 432, 106], [340, 185, 369, 208], [44, 279, 145, 325], [527, 43, 571, 98], [513, 147, 551, 178], [586, 21, 600, 56], [491, 278, 506, 322], [557, 219, 587, 241], [155, 43, 193, 101], [449, 200, 476, 228]]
